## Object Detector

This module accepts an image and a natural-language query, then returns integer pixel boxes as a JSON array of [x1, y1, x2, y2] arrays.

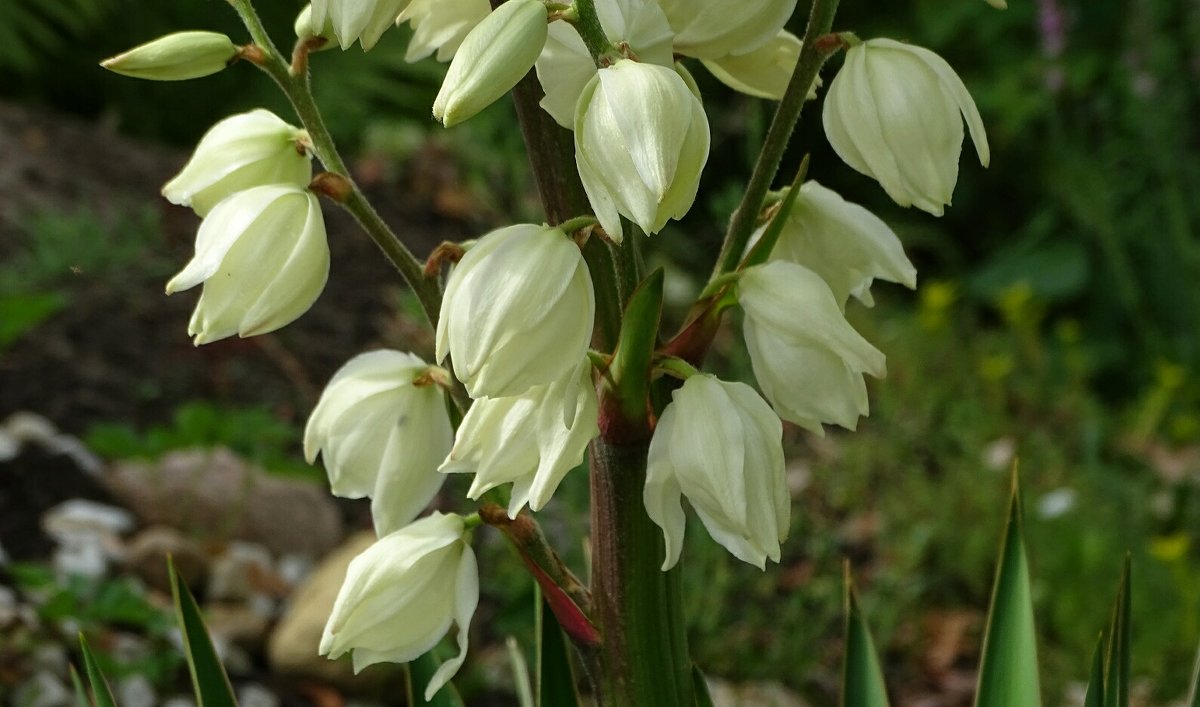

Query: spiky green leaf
[[168, 558, 237, 707], [973, 475, 1042, 707], [1187, 636, 1200, 707], [1083, 633, 1105, 707], [841, 566, 890, 707], [692, 665, 717, 707], [536, 586, 581, 707], [78, 635, 118, 707], [1103, 557, 1131, 707]]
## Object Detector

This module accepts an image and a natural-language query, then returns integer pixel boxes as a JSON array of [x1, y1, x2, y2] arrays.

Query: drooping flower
[[165, 184, 328, 345], [398, 0, 490, 62], [321, 512, 477, 700], [304, 350, 453, 536], [644, 374, 788, 570], [700, 31, 804, 100], [162, 109, 312, 217], [574, 59, 710, 241], [751, 180, 916, 307], [822, 38, 989, 216], [436, 224, 594, 398], [100, 31, 239, 82], [656, 0, 797, 59], [534, 0, 675, 128], [737, 261, 886, 433], [433, 0, 549, 127], [310, 0, 409, 50], [440, 364, 598, 517]]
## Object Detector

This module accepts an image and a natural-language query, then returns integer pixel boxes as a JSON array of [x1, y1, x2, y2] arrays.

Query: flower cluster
[[102, 0, 994, 697]]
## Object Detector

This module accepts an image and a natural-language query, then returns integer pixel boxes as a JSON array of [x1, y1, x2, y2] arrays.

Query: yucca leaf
[[692, 665, 717, 707], [535, 586, 581, 707], [69, 664, 91, 707], [168, 558, 237, 707], [1187, 636, 1200, 707], [1083, 633, 1105, 707], [507, 636, 535, 707], [841, 565, 890, 707], [406, 651, 466, 707], [78, 635, 118, 707], [1102, 557, 1131, 707], [973, 472, 1042, 707]]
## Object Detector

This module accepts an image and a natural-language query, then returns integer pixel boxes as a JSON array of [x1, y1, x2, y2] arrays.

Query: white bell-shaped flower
[[433, 0, 548, 127], [657, 0, 797, 59], [737, 261, 887, 433], [436, 224, 594, 399], [752, 180, 916, 308], [822, 38, 990, 216], [165, 185, 328, 345], [310, 0, 409, 50], [398, 0, 490, 62], [534, 0, 675, 128], [701, 31, 803, 100], [304, 350, 453, 536], [440, 364, 598, 517], [574, 59, 710, 242], [645, 374, 788, 570], [162, 109, 312, 217], [321, 512, 477, 700]]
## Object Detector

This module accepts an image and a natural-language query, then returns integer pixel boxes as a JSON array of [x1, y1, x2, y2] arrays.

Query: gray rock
[[705, 677, 813, 707], [115, 675, 156, 707], [237, 684, 281, 707], [104, 448, 342, 556], [13, 670, 72, 707], [124, 525, 208, 593]]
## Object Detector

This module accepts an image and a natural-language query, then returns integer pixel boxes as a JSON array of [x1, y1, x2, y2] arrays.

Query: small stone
[[237, 683, 281, 707], [116, 675, 157, 707], [13, 670, 72, 707], [125, 525, 208, 593], [208, 541, 277, 603]]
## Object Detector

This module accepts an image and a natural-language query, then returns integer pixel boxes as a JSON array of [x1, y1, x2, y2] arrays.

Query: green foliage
[[0, 292, 67, 351], [0, 0, 113, 74], [841, 572, 890, 707], [536, 588, 581, 707], [85, 401, 315, 479], [1102, 560, 1132, 707], [974, 479, 1042, 707], [169, 559, 238, 707], [77, 635, 119, 707]]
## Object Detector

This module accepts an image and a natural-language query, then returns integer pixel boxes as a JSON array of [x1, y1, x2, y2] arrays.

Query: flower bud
[[657, 0, 796, 59], [321, 512, 477, 700], [701, 31, 806, 101], [304, 351, 453, 536], [441, 364, 598, 517], [737, 261, 886, 433], [295, 5, 337, 46], [398, 0, 491, 62], [436, 224, 593, 399], [100, 31, 238, 81], [750, 180, 916, 307], [822, 38, 989, 216], [163, 109, 312, 217], [165, 185, 328, 345], [644, 374, 788, 570], [311, 0, 410, 50], [433, 0, 548, 127], [534, 0, 675, 128], [574, 60, 710, 242]]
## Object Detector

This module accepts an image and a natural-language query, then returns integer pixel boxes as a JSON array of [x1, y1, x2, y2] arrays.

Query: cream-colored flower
[[574, 59, 709, 241], [657, 0, 797, 59], [398, 0, 490, 62], [534, 0, 675, 128], [751, 180, 916, 307], [441, 364, 598, 517], [701, 31, 804, 100], [163, 109, 312, 217], [310, 0, 410, 50], [165, 185, 328, 345], [321, 512, 477, 700], [822, 38, 989, 216], [737, 261, 886, 433], [436, 224, 594, 398], [304, 350, 453, 536], [645, 374, 788, 570], [433, 0, 548, 127]]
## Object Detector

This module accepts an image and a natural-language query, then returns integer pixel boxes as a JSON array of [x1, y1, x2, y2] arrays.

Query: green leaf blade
[[1083, 634, 1105, 707], [535, 586, 581, 707], [1103, 557, 1131, 707], [78, 634, 118, 707], [168, 558, 237, 707], [841, 568, 890, 707], [973, 479, 1042, 707]]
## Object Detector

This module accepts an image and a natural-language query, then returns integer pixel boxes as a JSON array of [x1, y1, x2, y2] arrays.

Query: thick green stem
[[709, 0, 843, 281], [568, 0, 618, 64], [589, 439, 693, 707]]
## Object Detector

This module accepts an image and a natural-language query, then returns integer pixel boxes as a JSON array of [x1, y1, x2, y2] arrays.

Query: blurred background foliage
[[2, 0, 1200, 704]]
